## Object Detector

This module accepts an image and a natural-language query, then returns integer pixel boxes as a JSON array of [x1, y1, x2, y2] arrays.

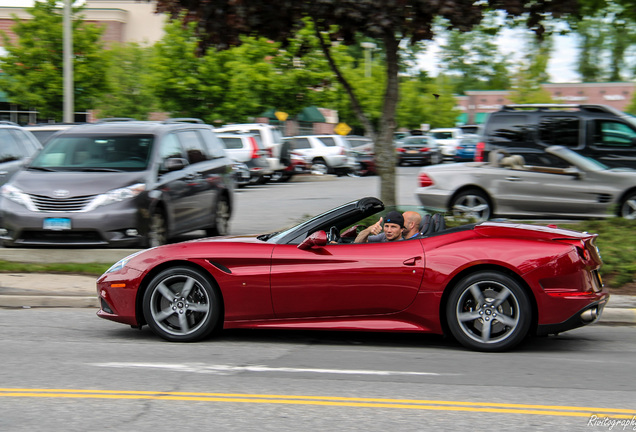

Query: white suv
[[217, 132, 273, 186], [429, 128, 463, 159], [215, 123, 288, 176], [283, 135, 357, 175]]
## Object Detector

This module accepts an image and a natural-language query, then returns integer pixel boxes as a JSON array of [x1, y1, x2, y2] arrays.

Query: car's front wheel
[[207, 196, 230, 236], [446, 271, 532, 352], [146, 211, 168, 248], [619, 191, 636, 219], [142, 266, 221, 342], [450, 189, 491, 221]]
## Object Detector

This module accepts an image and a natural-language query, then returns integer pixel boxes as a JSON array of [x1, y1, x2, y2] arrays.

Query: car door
[[488, 159, 606, 215], [270, 240, 425, 319]]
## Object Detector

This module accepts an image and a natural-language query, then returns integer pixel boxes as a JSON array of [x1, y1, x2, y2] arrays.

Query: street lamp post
[[360, 42, 376, 78], [63, 0, 73, 123]]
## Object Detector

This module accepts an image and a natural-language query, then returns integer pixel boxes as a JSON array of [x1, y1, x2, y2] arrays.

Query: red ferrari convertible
[[97, 197, 609, 352]]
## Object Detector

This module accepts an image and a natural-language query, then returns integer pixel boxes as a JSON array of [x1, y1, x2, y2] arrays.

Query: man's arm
[[354, 217, 383, 243]]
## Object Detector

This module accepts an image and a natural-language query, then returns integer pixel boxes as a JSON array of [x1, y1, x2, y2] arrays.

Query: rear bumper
[[536, 297, 609, 336]]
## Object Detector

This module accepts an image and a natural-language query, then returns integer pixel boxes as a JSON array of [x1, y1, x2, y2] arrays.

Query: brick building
[[456, 81, 636, 125]]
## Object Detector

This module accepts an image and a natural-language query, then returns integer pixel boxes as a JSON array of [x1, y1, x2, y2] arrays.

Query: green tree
[[397, 74, 459, 130], [94, 43, 158, 119], [0, 0, 108, 121], [509, 36, 555, 104], [437, 14, 512, 94]]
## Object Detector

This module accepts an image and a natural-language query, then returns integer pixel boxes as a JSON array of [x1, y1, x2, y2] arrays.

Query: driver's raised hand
[[369, 217, 383, 235]]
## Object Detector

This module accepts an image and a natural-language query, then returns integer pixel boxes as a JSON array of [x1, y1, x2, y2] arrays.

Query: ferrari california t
[[97, 197, 608, 352]]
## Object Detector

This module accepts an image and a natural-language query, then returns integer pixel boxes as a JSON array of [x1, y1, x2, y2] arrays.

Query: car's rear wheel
[[146, 211, 167, 248], [619, 192, 636, 219], [446, 271, 532, 352], [450, 189, 491, 221], [207, 196, 230, 236], [143, 266, 221, 342], [311, 159, 329, 175]]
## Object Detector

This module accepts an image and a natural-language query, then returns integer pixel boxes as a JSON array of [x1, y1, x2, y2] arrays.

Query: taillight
[[475, 141, 485, 162], [249, 137, 259, 160], [396, 147, 405, 153], [419, 172, 434, 187], [419, 147, 429, 152]]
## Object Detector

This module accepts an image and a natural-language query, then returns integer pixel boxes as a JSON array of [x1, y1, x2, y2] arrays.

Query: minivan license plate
[[43, 218, 71, 231]]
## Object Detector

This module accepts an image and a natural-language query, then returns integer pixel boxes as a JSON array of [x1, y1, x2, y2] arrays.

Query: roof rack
[[499, 104, 621, 115], [164, 118, 204, 124], [94, 117, 137, 123]]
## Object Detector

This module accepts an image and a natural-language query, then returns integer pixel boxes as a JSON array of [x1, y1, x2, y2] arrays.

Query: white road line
[[91, 362, 447, 376]]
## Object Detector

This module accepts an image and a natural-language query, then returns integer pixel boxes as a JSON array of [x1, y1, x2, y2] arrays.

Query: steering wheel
[[327, 226, 341, 243]]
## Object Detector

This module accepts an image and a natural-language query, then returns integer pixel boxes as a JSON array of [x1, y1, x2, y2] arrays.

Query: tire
[[446, 271, 532, 352], [142, 266, 221, 342], [207, 196, 230, 236], [450, 189, 491, 221], [269, 171, 285, 182], [146, 211, 168, 248], [311, 159, 329, 175], [619, 192, 636, 219]]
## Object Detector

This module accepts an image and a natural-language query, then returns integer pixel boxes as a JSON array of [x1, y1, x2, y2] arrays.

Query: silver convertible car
[[415, 145, 636, 221]]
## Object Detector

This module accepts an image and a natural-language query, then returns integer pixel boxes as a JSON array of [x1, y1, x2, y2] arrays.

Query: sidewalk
[[1, 271, 634, 325]]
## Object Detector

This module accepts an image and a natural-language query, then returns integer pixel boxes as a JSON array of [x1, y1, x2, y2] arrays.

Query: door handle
[[403, 256, 422, 266], [505, 176, 521, 181]]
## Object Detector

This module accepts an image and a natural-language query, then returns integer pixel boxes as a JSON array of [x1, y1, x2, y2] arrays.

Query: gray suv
[[0, 119, 234, 248]]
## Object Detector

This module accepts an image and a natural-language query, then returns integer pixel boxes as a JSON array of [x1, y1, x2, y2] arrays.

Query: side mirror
[[564, 166, 583, 178], [297, 230, 328, 250], [163, 157, 189, 172]]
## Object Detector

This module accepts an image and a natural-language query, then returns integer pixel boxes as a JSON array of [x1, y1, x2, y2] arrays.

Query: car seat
[[431, 213, 446, 232], [419, 214, 433, 235]]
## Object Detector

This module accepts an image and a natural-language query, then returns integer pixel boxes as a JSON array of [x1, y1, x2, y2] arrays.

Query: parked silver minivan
[[0, 119, 234, 248]]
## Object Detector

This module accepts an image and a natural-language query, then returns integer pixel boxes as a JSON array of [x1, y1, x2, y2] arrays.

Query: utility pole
[[63, 0, 74, 123]]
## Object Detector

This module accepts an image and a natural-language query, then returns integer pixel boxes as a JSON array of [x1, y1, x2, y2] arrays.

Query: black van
[[475, 104, 636, 168]]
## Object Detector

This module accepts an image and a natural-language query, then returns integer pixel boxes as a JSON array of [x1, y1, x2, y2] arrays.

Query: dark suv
[[0, 119, 234, 248], [476, 104, 636, 168]]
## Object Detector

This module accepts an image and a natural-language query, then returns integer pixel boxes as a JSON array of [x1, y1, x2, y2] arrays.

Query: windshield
[[29, 134, 153, 172], [551, 147, 609, 171]]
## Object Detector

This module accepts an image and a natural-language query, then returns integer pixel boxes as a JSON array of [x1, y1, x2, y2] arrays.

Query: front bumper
[[0, 198, 144, 247]]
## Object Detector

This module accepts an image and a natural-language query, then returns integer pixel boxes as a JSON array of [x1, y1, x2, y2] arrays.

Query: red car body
[[97, 198, 608, 351]]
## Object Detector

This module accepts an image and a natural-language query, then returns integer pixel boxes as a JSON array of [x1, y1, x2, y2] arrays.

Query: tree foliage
[[93, 43, 159, 119], [0, 0, 108, 121]]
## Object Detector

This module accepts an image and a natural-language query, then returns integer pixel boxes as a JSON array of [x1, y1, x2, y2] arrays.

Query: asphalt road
[[1, 308, 635, 432]]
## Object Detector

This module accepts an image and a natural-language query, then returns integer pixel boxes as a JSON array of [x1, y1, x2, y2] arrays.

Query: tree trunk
[[376, 31, 399, 206]]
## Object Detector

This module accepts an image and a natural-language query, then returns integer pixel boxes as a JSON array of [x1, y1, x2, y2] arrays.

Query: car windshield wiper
[[77, 167, 125, 172], [257, 232, 280, 241], [27, 166, 57, 172]]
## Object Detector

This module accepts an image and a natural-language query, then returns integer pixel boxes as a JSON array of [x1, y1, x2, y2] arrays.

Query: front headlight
[[105, 250, 145, 274], [0, 184, 36, 210], [86, 183, 146, 211]]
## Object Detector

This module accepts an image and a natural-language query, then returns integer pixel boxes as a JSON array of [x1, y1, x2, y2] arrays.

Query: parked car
[[0, 121, 42, 187], [23, 123, 81, 144], [475, 104, 636, 169], [454, 134, 479, 162], [96, 196, 608, 352], [283, 135, 357, 176], [429, 127, 463, 159], [346, 135, 374, 153], [217, 132, 273, 186], [215, 123, 291, 179], [395, 135, 442, 166], [0, 119, 234, 248], [416, 145, 636, 221]]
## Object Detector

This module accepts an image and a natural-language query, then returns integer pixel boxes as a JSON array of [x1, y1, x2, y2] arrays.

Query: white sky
[[2, 0, 581, 82]]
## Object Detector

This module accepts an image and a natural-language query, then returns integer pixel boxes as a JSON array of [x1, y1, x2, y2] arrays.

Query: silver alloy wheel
[[620, 194, 636, 219], [143, 267, 221, 342], [453, 280, 520, 346], [212, 198, 230, 236], [451, 191, 491, 221], [147, 212, 167, 248], [311, 161, 329, 175]]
